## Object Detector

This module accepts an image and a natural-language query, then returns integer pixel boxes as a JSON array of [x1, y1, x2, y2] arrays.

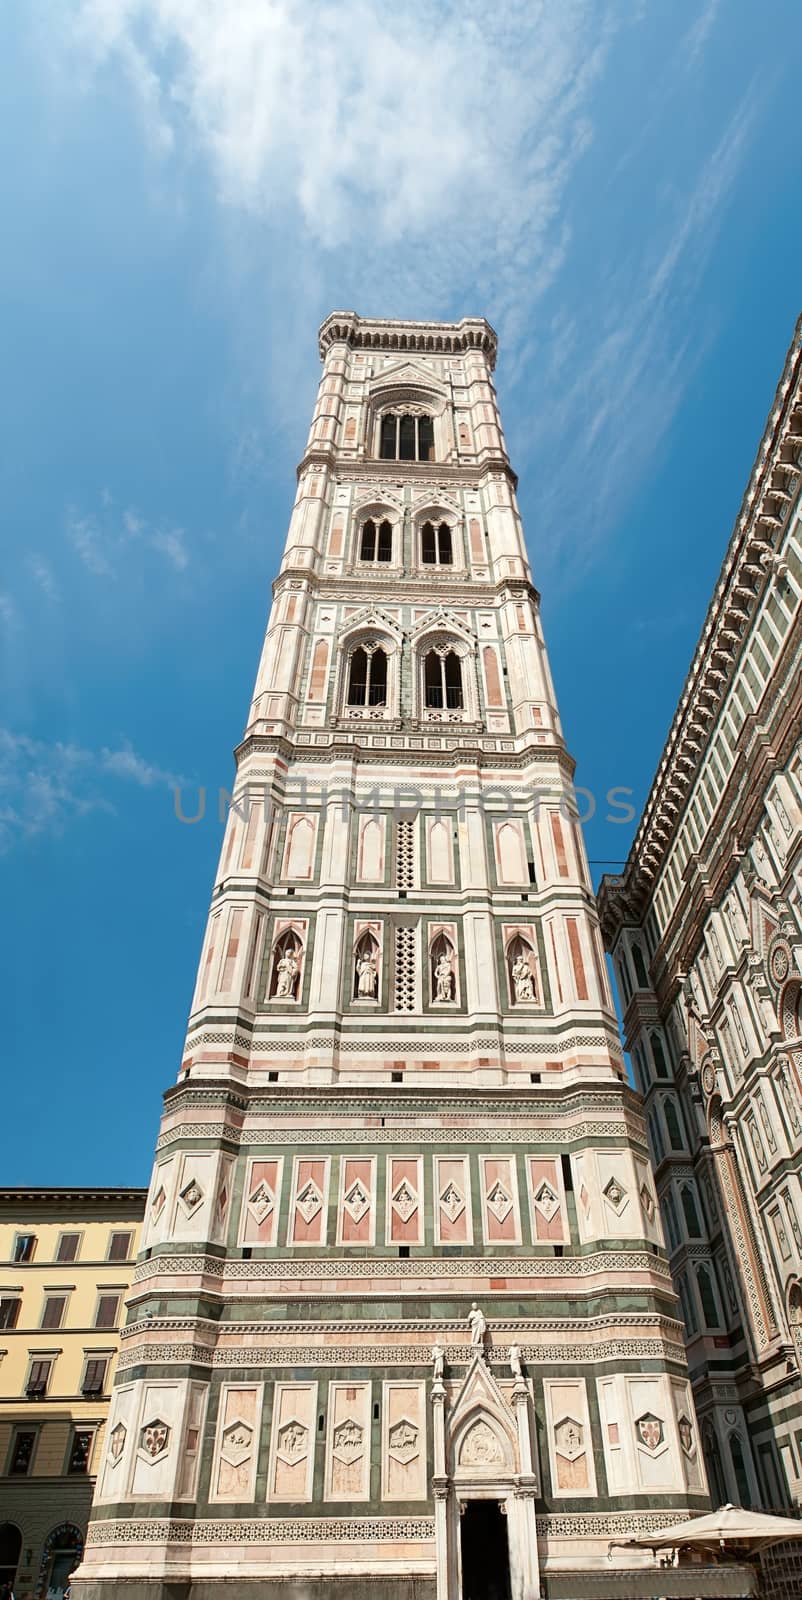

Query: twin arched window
[[359, 518, 392, 563], [421, 520, 452, 565], [424, 649, 463, 710], [347, 646, 387, 708], [379, 412, 434, 462]]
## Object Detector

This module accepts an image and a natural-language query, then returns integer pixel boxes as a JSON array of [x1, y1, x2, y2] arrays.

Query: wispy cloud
[[0, 593, 18, 630], [526, 83, 761, 579], [681, 0, 720, 69], [0, 729, 184, 850], [67, 499, 191, 578], [28, 555, 60, 602]]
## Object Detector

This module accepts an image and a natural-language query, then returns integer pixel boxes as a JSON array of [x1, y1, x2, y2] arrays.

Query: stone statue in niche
[[511, 950, 535, 1002], [468, 1302, 487, 1352], [509, 1343, 523, 1379], [274, 948, 299, 998], [356, 948, 378, 998], [434, 951, 454, 1002], [432, 1343, 445, 1380]]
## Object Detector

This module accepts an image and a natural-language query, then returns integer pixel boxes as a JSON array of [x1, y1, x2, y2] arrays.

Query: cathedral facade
[[599, 320, 802, 1523], [74, 314, 729, 1600]]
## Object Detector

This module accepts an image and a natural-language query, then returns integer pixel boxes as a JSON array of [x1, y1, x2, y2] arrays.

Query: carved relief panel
[[289, 1157, 330, 1246], [141, 1155, 177, 1251], [171, 1153, 216, 1244], [386, 1155, 424, 1246], [176, 1380, 208, 1500], [267, 1381, 318, 1502], [543, 1377, 596, 1497], [670, 1378, 706, 1494], [598, 1374, 684, 1494], [381, 1380, 426, 1500], [324, 1381, 372, 1502], [336, 1156, 376, 1246], [130, 1380, 187, 1499], [96, 1381, 138, 1502], [239, 1157, 284, 1247], [479, 1154, 522, 1245], [526, 1156, 568, 1244], [434, 1155, 473, 1245], [209, 1382, 263, 1503]]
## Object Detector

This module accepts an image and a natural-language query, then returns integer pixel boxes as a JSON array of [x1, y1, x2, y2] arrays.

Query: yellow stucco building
[[0, 1188, 146, 1600]]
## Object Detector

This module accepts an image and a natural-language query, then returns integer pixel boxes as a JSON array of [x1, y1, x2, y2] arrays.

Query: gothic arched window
[[650, 1030, 669, 1078], [421, 520, 453, 565], [664, 1097, 684, 1151], [379, 413, 435, 462], [424, 649, 463, 710], [680, 1183, 702, 1238], [347, 646, 387, 708], [359, 518, 393, 563], [697, 1265, 720, 1328], [632, 942, 649, 988]]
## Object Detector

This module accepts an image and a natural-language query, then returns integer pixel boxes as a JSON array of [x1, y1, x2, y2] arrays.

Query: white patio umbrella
[[633, 1504, 802, 1556]]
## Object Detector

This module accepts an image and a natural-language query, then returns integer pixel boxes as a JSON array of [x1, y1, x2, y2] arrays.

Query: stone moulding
[[115, 1336, 687, 1370], [317, 311, 498, 367], [87, 1515, 436, 1546], [131, 1250, 672, 1284]]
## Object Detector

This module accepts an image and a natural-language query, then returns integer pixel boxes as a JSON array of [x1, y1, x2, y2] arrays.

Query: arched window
[[664, 1097, 684, 1150], [650, 1030, 669, 1078], [663, 1188, 680, 1251], [421, 520, 453, 565], [697, 1264, 720, 1328], [703, 1424, 728, 1508], [632, 942, 649, 988], [617, 954, 632, 1004], [359, 518, 393, 563], [0, 1523, 21, 1592], [648, 1111, 665, 1166], [379, 413, 434, 461], [680, 1183, 702, 1238], [270, 931, 302, 1001], [424, 649, 463, 711], [789, 1282, 802, 1370], [38, 1524, 83, 1600], [676, 1271, 698, 1335], [347, 646, 387, 708], [728, 1432, 752, 1507]]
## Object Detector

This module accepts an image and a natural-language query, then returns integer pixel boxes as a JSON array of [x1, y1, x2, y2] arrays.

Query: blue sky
[[1, 1, 800, 1185]]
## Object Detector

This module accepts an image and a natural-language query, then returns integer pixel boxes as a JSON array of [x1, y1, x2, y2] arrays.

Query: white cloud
[[67, 0, 617, 334], [66, 500, 191, 576], [0, 728, 184, 850], [28, 555, 60, 602], [0, 593, 18, 629]]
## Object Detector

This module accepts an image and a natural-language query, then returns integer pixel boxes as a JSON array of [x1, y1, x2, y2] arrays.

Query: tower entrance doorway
[[460, 1500, 512, 1600]]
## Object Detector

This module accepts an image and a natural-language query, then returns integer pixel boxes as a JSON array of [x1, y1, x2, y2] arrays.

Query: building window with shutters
[[40, 1294, 68, 1330], [13, 1233, 36, 1263], [25, 1356, 53, 1397], [0, 1296, 21, 1329], [67, 1428, 95, 1475], [81, 1355, 109, 1395], [8, 1428, 37, 1475], [107, 1231, 133, 1262], [94, 1293, 120, 1330], [56, 1232, 81, 1263]]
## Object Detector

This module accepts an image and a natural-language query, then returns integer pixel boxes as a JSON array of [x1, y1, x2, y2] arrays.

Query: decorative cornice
[[318, 311, 498, 370], [599, 315, 802, 942]]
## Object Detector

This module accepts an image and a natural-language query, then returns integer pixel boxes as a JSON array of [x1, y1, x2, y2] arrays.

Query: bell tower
[[74, 314, 718, 1600]]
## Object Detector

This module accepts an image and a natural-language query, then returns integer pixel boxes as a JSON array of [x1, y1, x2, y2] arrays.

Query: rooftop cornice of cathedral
[[599, 313, 802, 941], [318, 310, 499, 369]]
